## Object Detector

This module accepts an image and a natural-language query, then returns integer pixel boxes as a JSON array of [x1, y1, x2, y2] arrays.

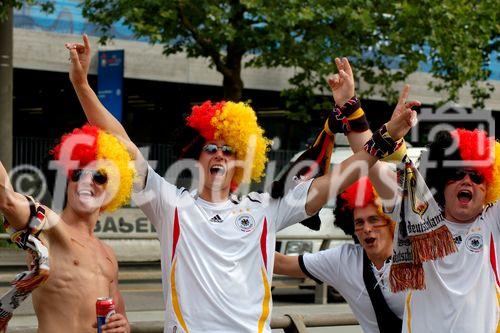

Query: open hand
[[65, 34, 91, 87], [386, 85, 419, 140], [327, 57, 355, 106]]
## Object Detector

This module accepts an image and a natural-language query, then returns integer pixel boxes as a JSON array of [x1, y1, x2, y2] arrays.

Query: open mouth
[[364, 237, 376, 245], [210, 164, 226, 176], [77, 189, 95, 199], [457, 190, 472, 204]]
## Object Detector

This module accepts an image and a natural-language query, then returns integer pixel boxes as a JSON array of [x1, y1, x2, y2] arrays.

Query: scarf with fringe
[[0, 197, 49, 333], [386, 156, 457, 292]]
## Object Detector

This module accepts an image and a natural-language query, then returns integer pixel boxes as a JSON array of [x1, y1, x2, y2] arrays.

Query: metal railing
[[11, 137, 299, 196], [8, 313, 359, 333], [13, 137, 298, 174], [126, 314, 359, 333], [0, 234, 347, 304], [0, 233, 350, 242]]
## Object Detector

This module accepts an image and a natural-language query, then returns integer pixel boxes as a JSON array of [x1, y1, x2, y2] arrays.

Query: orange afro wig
[[51, 125, 135, 212], [186, 100, 272, 187]]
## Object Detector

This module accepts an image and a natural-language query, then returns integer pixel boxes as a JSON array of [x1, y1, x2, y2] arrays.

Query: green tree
[[0, 0, 53, 21], [82, 0, 498, 110]]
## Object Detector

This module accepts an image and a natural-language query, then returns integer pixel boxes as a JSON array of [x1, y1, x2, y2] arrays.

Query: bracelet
[[338, 97, 361, 118], [326, 97, 369, 134], [382, 140, 407, 162], [363, 124, 404, 159], [348, 114, 369, 132], [326, 108, 349, 134]]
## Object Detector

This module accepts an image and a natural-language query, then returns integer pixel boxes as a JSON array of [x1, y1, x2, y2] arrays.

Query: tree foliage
[[81, 0, 498, 114], [0, 0, 53, 22]]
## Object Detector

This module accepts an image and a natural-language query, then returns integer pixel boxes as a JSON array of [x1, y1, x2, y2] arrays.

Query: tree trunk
[[0, 7, 13, 170], [222, 70, 244, 102]]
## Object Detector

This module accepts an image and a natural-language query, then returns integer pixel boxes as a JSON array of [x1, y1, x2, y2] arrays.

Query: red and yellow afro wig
[[334, 177, 395, 238], [186, 100, 272, 186], [451, 129, 500, 204], [423, 128, 500, 206], [51, 125, 135, 212]]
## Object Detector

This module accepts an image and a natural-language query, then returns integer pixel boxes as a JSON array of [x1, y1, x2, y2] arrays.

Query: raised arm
[[327, 58, 420, 202], [273, 252, 306, 277], [66, 35, 148, 190], [66, 35, 129, 141], [0, 161, 31, 229], [305, 97, 416, 216]]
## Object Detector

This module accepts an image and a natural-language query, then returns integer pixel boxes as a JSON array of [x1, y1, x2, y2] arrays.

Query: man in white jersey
[[65, 35, 417, 333], [275, 177, 404, 333], [401, 129, 500, 332], [330, 57, 500, 331]]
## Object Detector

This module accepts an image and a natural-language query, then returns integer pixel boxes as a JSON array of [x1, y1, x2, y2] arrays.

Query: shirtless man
[[0, 125, 134, 332]]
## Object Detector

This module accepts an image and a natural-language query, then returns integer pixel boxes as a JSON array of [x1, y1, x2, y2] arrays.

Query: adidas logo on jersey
[[210, 214, 223, 223]]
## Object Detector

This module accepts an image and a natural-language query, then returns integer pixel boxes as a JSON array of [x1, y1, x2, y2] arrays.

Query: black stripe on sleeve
[[246, 194, 262, 203], [298, 254, 323, 284]]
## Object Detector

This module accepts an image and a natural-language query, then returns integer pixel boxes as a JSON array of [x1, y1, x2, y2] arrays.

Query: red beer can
[[96, 297, 116, 333]]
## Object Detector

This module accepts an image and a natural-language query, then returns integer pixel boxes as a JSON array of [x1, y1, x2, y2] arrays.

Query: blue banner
[[98, 50, 124, 122]]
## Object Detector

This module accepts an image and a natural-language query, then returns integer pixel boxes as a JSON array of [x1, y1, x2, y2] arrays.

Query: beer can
[[96, 297, 116, 333]]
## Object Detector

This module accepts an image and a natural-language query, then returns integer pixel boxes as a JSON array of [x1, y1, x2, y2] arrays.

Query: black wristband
[[364, 124, 403, 159], [335, 96, 361, 117], [349, 114, 369, 132], [327, 97, 363, 134]]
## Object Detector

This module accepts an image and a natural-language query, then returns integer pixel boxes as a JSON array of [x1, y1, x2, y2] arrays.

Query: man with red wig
[[320, 57, 500, 332], [65, 36, 417, 332], [399, 128, 500, 332], [275, 177, 403, 333], [0, 125, 135, 332]]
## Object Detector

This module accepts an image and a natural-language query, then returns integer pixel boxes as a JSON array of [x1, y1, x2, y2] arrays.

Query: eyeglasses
[[448, 169, 484, 185], [70, 169, 108, 185], [354, 215, 389, 231], [202, 144, 235, 156]]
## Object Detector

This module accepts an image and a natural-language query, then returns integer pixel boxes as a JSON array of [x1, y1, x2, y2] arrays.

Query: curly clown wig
[[422, 129, 500, 206], [334, 177, 395, 240], [186, 100, 272, 188], [51, 125, 135, 212]]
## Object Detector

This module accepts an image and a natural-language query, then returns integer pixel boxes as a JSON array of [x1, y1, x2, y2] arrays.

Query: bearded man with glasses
[[0, 125, 135, 333], [275, 177, 404, 333]]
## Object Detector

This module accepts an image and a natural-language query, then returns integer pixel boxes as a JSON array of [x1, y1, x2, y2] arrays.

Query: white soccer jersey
[[133, 166, 312, 333], [302, 244, 405, 333], [403, 203, 500, 332]]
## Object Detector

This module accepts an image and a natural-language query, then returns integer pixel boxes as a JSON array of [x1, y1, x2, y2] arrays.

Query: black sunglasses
[[70, 169, 108, 185], [448, 169, 484, 185], [202, 144, 235, 156]]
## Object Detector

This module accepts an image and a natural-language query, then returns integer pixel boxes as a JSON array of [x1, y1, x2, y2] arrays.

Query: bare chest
[[41, 237, 115, 294]]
